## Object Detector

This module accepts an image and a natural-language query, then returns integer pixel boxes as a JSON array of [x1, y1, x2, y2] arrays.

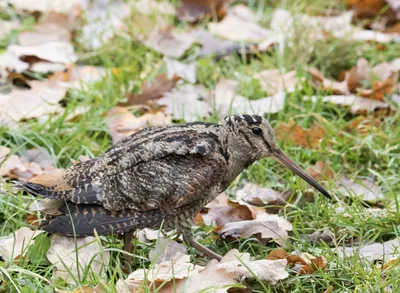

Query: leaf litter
[[118, 248, 288, 292], [0, 0, 400, 291]]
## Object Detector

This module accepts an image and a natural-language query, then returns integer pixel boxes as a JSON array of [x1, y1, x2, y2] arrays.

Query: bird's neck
[[219, 130, 258, 185]]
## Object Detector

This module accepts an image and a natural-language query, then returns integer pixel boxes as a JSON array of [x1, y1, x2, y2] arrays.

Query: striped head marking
[[221, 114, 278, 157]]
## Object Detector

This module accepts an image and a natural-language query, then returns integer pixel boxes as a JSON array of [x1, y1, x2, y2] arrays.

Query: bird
[[19, 114, 330, 264]]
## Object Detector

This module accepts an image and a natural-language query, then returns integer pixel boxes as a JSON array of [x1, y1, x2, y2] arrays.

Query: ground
[[1, 0, 400, 292]]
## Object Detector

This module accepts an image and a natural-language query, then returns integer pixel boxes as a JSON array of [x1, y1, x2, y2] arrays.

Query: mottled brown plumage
[[20, 114, 330, 262]]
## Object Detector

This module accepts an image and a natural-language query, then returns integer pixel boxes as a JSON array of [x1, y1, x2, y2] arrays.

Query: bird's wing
[[37, 152, 227, 237], [23, 124, 227, 210]]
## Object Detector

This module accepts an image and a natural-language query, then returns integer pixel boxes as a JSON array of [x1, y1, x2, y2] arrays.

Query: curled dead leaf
[[234, 182, 290, 212], [266, 248, 289, 260], [265, 249, 329, 274], [106, 107, 170, 144], [198, 193, 261, 226], [0, 146, 58, 180], [254, 70, 299, 95], [286, 252, 328, 275], [177, 0, 228, 23], [25, 213, 39, 227], [217, 249, 288, 285], [274, 119, 326, 148], [208, 6, 272, 43], [304, 95, 393, 115], [149, 238, 187, 264], [118, 74, 181, 107], [219, 214, 292, 246], [116, 252, 196, 292], [143, 27, 196, 58], [358, 71, 397, 101], [344, 116, 383, 135], [0, 80, 67, 126], [307, 67, 349, 95]]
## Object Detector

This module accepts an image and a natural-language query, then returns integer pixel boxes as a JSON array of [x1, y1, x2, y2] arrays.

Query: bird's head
[[220, 114, 331, 199]]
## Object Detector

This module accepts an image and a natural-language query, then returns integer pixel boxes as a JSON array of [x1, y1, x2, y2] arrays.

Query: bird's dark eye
[[252, 127, 263, 136]]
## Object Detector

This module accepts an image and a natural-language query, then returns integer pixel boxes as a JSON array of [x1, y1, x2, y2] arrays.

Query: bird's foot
[[122, 229, 135, 273], [183, 233, 222, 261]]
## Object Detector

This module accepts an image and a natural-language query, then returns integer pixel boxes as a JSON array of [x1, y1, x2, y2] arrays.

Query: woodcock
[[20, 114, 330, 263]]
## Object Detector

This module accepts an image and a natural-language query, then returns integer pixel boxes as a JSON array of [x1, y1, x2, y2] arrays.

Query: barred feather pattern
[[21, 114, 279, 237]]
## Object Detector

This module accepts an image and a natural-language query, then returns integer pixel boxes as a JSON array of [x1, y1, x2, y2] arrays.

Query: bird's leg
[[182, 230, 222, 261], [122, 229, 135, 270]]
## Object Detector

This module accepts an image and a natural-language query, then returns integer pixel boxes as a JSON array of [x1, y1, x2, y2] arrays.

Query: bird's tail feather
[[16, 170, 72, 200], [41, 202, 168, 237]]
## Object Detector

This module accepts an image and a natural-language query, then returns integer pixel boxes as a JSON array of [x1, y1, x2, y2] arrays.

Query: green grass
[[1, 0, 400, 292]]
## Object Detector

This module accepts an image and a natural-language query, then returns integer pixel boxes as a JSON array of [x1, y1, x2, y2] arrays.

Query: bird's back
[[20, 121, 230, 236]]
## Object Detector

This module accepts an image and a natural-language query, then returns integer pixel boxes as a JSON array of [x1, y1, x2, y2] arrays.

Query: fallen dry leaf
[[271, 8, 400, 43], [177, 0, 227, 22], [8, 41, 77, 66], [286, 252, 328, 275], [345, 58, 370, 92], [106, 107, 170, 144], [234, 182, 289, 208], [143, 27, 196, 58], [335, 238, 400, 260], [0, 227, 42, 264], [165, 58, 196, 84], [309, 58, 399, 101], [336, 176, 384, 201], [199, 193, 259, 226], [346, 0, 397, 24], [193, 29, 241, 56], [266, 248, 289, 260], [158, 83, 212, 121], [216, 249, 289, 285], [358, 72, 397, 101], [274, 119, 326, 149], [306, 161, 335, 181], [344, 116, 383, 135], [18, 22, 71, 47], [0, 80, 66, 126], [47, 234, 110, 284], [214, 79, 286, 116], [307, 67, 350, 95], [219, 214, 293, 246], [0, 146, 57, 180], [25, 213, 39, 227], [149, 237, 187, 264], [118, 74, 181, 107], [254, 70, 299, 95], [159, 255, 236, 293], [49, 64, 107, 89], [208, 8, 271, 42], [267, 249, 329, 275], [305, 95, 393, 114], [136, 228, 176, 243], [116, 252, 196, 292]]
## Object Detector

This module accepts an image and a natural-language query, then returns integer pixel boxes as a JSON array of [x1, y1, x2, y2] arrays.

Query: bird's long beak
[[272, 148, 331, 199]]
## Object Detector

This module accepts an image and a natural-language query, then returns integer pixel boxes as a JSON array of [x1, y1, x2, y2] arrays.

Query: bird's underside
[[21, 122, 230, 237]]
